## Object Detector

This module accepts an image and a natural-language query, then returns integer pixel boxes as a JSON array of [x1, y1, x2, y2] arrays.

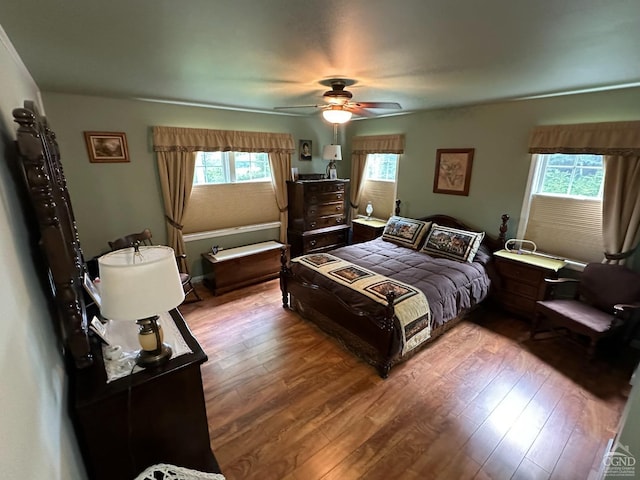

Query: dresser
[[493, 249, 567, 319], [287, 179, 350, 257], [72, 308, 221, 480]]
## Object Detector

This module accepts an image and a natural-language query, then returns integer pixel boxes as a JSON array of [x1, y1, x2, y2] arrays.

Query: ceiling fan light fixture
[[322, 107, 352, 124]]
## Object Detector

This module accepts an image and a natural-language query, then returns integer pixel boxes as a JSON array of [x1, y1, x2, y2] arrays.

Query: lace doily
[[134, 463, 225, 480]]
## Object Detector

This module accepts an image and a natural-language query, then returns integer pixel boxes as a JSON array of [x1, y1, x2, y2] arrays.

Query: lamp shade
[[322, 144, 342, 161], [98, 246, 185, 321], [322, 107, 352, 124]]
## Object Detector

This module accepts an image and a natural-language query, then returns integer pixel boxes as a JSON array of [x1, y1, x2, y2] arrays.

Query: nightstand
[[351, 217, 387, 244], [493, 249, 567, 319]]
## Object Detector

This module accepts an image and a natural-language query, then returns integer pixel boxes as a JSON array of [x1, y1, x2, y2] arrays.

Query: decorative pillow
[[420, 223, 485, 262], [382, 216, 431, 249]]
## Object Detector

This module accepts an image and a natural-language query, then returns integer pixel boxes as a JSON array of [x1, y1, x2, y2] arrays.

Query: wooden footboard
[[280, 246, 401, 376]]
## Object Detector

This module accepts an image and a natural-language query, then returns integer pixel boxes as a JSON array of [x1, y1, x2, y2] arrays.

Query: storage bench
[[201, 241, 287, 295]]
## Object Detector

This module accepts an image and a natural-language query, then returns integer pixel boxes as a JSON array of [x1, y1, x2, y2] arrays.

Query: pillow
[[382, 216, 431, 249], [420, 223, 485, 262]]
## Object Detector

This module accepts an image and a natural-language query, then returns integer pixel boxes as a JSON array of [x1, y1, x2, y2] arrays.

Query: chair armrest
[[543, 277, 579, 285], [614, 302, 640, 313]]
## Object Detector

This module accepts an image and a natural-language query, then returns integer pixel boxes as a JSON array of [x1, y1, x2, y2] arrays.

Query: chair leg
[[530, 313, 540, 340], [186, 279, 202, 302], [587, 337, 597, 360]]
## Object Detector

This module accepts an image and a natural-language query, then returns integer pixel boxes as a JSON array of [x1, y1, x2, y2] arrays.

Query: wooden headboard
[[13, 101, 92, 369]]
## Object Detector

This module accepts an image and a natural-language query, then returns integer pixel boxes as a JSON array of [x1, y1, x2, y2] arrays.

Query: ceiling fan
[[274, 78, 402, 123]]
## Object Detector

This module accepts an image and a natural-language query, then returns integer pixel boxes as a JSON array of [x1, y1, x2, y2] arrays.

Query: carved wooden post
[[279, 246, 289, 308], [498, 213, 510, 248]]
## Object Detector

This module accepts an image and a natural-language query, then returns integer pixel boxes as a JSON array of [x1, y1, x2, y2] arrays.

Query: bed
[[279, 213, 509, 377]]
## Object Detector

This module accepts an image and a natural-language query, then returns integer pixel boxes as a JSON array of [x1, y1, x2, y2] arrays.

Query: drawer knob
[[309, 208, 316, 215], [336, 206, 342, 211], [337, 193, 342, 199], [310, 240, 317, 247], [310, 221, 317, 228]]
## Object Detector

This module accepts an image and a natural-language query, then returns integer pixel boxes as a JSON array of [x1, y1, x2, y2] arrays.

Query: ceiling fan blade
[[273, 105, 321, 110], [354, 101, 402, 109], [348, 106, 376, 117]]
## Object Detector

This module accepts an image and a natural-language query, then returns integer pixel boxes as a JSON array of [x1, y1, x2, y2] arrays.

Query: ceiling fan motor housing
[[323, 81, 353, 104]]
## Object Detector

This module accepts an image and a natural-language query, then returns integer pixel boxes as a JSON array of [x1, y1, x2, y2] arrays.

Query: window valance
[[351, 134, 405, 154], [528, 121, 640, 156], [153, 126, 295, 153]]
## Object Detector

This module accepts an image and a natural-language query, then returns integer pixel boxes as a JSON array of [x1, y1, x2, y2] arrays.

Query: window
[[520, 154, 605, 264], [534, 154, 603, 197], [364, 153, 398, 181], [193, 151, 271, 185], [359, 153, 399, 219]]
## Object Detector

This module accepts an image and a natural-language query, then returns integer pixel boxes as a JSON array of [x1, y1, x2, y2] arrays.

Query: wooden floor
[[180, 280, 637, 480]]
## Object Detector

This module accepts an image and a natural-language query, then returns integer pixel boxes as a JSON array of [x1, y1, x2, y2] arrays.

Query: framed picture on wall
[[299, 139, 312, 161], [433, 148, 474, 196], [84, 131, 130, 163]]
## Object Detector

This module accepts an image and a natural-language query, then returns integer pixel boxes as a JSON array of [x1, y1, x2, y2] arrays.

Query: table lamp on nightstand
[[98, 244, 185, 368]]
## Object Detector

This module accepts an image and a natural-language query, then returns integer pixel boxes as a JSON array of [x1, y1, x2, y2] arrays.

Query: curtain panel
[[349, 134, 405, 219], [528, 121, 640, 156]]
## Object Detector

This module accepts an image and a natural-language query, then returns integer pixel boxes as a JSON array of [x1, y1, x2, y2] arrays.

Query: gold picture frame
[[84, 131, 129, 163], [433, 148, 474, 196]]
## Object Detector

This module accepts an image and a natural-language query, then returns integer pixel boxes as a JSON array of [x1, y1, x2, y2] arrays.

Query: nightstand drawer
[[495, 258, 546, 286], [501, 277, 539, 299]]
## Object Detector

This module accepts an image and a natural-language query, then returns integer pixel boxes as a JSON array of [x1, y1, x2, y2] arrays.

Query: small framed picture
[[299, 139, 312, 161], [84, 131, 129, 163], [433, 148, 475, 196]]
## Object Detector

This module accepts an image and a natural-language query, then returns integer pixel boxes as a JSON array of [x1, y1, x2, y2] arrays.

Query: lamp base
[[136, 315, 173, 368], [136, 343, 173, 368], [326, 161, 337, 179]]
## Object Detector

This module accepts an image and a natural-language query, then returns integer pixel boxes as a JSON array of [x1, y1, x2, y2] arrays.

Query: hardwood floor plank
[[179, 280, 637, 480]]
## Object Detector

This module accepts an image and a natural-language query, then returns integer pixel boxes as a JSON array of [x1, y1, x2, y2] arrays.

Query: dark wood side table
[[351, 217, 387, 244], [70, 309, 221, 480], [493, 249, 567, 319]]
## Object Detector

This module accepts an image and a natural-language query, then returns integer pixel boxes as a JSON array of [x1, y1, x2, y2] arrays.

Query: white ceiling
[[2, 0, 639, 118]]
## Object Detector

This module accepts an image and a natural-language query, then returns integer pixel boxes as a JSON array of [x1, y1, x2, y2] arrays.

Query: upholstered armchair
[[532, 262, 640, 358]]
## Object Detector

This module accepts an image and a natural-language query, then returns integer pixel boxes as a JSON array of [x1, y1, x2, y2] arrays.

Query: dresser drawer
[[305, 190, 346, 205], [306, 202, 344, 218], [495, 258, 546, 286], [305, 214, 346, 230], [304, 229, 349, 252], [305, 181, 346, 195]]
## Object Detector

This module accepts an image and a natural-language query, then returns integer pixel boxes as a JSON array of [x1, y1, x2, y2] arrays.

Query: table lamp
[[98, 245, 185, 368], [323, 144, 342, 179]]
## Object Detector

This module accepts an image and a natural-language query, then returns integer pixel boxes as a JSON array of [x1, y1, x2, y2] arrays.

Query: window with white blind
[[359, 154, 399, 219], [183, 151, 278, 234], [519, 153, 605, 263]]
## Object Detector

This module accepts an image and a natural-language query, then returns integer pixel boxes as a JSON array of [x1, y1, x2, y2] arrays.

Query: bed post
[[498, 214, 509, 248], [280, 245, 289, 308], [395, 199, 401, 216]]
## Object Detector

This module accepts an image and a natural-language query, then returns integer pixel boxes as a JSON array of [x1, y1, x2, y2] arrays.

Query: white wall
[[0, 25, 86, 480]]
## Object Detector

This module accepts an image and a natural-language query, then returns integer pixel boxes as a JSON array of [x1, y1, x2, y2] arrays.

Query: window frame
[[364, 153, 399, 182]]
